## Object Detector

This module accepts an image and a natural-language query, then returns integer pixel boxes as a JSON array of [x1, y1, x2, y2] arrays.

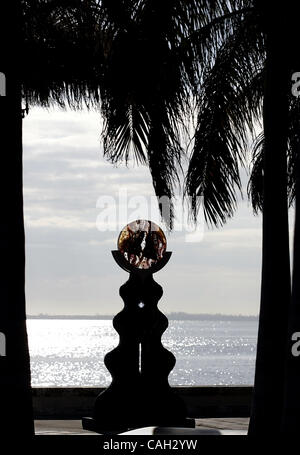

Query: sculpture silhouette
[[82, 249, 194, 433]]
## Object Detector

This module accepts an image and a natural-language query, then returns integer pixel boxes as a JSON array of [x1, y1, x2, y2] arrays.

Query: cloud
[[23, 107, 267, 316]]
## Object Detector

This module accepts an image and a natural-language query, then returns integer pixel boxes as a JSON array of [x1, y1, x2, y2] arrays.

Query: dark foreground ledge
[[32, 386, 253, 419]]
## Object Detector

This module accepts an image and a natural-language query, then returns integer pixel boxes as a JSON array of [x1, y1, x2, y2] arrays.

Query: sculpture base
[[82, 416, 195, 435]]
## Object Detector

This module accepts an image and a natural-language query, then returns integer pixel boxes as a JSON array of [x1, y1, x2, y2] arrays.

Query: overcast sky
[[22, 106, 288, 316]]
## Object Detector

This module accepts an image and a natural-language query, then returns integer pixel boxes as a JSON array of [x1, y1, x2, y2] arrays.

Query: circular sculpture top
[[117, 220, 167, 270]]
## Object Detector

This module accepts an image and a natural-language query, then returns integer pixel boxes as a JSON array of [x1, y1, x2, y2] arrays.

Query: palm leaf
[[248, 94, 300, 212], [247, 132, 264, 213], [185, 9, 264, 226]]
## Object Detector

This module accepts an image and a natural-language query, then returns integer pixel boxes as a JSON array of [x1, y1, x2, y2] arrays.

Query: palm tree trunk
[[248, 4, 291, 435], [279, 1, 300, 432], [281, 144, 300, 432], [0, 2, 34, 440]]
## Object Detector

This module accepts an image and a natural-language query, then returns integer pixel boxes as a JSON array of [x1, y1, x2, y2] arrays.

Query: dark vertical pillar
[[0, 1, 34, 441]]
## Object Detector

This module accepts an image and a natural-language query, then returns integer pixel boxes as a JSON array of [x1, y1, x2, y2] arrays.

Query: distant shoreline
[[28, 312, 258, 321]]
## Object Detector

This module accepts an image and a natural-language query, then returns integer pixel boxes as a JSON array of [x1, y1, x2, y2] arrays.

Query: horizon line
[[27, 312, 258, 320]]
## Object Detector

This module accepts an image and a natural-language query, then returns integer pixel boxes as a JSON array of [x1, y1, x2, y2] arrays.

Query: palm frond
[[185, 9, 264, 226], [248, 96, 300, 212], [22, 0, 269, 229], [186, 101, 243, 226], [285, 96, 300, 207], [147, 107, 183, 230], [21, 0, 103, 109], [99, 1, 202, 226], [103, 103, 149, 165], [247, 132, 264, 213]]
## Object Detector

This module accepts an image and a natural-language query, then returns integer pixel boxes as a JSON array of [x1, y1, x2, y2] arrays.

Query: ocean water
[[27, 318, 258, 387]]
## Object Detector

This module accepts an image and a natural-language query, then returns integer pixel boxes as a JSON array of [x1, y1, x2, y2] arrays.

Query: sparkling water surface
[[27, 319, 258, 387]]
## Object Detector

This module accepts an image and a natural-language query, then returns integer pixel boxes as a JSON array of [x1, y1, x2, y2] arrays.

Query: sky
[[22, 106, 287, 317]]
